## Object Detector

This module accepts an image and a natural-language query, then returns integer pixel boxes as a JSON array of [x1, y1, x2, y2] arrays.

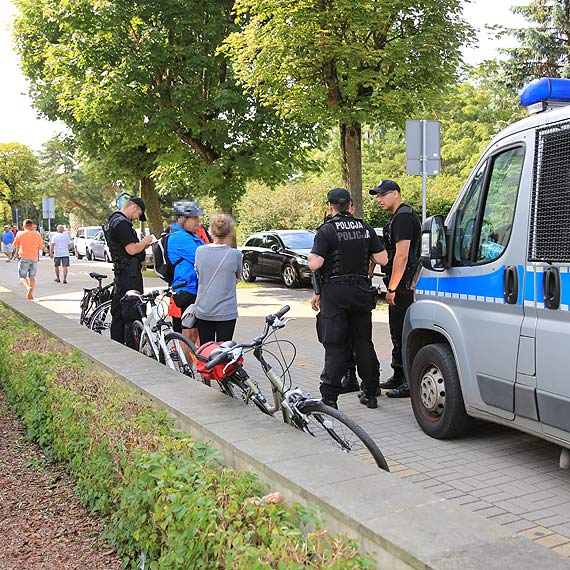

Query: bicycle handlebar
[[138, 280, 189, 302], [204, 305, 291, 370]]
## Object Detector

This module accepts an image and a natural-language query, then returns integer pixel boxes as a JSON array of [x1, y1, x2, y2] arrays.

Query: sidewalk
[[1, 257, 570, 561]]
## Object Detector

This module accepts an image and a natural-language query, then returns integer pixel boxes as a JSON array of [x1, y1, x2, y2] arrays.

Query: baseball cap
[[327, 187, 351, 205], [129, 197, 147, 221], [369, 180, 401, 195], [173, 200, 205, 218]]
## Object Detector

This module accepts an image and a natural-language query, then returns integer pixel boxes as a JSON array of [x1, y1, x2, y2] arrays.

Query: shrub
[[0, 306, 375, 569]]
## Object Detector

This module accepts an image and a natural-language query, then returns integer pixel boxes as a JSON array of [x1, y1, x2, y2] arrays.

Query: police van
[[403, 77, 570, 467]]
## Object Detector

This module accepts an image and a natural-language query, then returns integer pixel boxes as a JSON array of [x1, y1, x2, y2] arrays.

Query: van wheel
[[242, 259, 256, 282], [104, 251, 111, 263], [410, 343, 473, 439], [75, 248, 83, 260], [86, 249, 92, 261]]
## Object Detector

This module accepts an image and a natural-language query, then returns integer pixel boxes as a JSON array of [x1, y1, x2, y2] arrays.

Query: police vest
[[321, 214, 372, 279], [383, 204, 421, 288], [103, 212, 144, 270]]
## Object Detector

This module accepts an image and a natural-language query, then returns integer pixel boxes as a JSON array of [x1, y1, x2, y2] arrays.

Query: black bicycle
[[79, 272, 113, 333], [192, 306, 389, 471]]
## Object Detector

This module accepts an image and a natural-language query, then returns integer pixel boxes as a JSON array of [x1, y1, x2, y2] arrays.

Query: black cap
[[327, 187, 351, 205], [129, 196, 147, 221], [369, 179, 400, 196]]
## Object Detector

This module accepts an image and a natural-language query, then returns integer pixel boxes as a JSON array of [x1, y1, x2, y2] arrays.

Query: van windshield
[[86, 228, 101, 238]]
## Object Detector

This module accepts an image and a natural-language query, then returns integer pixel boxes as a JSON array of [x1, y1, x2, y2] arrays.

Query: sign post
[[406, 120, 441, 221], [42, 197, 55, 235]]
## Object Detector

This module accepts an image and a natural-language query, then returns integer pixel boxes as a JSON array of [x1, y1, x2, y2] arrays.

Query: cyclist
[[168, 201, 205, 342], [308, 188, 387, 410]]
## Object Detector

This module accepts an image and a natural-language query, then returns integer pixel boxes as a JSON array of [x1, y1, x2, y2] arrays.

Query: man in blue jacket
[[168, 201, 205, 339]]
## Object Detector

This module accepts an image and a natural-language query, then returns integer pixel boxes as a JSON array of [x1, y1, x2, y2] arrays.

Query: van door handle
[[503, 265, 519, 305], [543, 267, 561, 310]]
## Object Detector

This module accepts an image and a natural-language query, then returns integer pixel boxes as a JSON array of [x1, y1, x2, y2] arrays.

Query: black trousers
[[110, 268, 143, 349], [196, 318, 237, 344], [388, 289, 415, 381], [171, 291, 197, 333], [317, 280, 379, 402]]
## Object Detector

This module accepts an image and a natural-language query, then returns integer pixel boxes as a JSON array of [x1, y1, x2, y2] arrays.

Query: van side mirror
[[421, 215, 447, 272]]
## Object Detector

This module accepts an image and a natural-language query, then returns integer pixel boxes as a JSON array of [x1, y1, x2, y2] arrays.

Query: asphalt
[[1, 254, 570, 562]]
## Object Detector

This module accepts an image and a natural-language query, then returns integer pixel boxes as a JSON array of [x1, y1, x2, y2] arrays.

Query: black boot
[[358, 392, 378, 409], [377, 375, 405, 395], [386, 383, 410, 398], [339, 367, 360, 394]]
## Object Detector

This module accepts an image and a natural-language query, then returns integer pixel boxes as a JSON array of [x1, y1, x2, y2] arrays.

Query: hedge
[[0, 306, 376, 569]]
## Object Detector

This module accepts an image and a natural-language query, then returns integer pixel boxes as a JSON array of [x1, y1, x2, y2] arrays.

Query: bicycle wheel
[[132, 320, 145, 352], [87, 300, 112, 336], [219, 373, 271, 414], [161, 332, 197, 377], [298, 400, 389, 471]]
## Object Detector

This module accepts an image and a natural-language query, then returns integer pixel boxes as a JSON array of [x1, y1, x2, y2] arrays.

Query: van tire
[[75, 248, 83, 260], [410, 343, 473, 439]]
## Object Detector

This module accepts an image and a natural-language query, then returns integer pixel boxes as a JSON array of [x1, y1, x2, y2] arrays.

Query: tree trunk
[[340, 122, 363, 217], [139, 177, 162, 238]]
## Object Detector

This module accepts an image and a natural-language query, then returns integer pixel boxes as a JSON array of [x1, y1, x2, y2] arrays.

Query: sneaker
[[321, 399, 338, 410], [378, 375, 404, 390], [54, 278, 60, 283], [358, 393, 378, 409], [63, 280, 67, 284], [386, 383, 410, 398], [339, 367, 360, 394]]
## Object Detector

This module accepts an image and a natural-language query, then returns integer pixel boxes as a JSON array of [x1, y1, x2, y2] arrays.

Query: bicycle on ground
[[192, 306, 389, 471], [80, 272, 113, 335], [128, 282, 196, 378]]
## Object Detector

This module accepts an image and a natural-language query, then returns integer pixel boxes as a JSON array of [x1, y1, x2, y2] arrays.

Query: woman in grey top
[[194, 214, 242, 343]]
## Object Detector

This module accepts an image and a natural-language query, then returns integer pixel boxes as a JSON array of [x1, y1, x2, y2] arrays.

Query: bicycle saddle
[[89, 272, 108, 280]]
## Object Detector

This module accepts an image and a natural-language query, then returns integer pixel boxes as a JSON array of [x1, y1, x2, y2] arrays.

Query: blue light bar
[[520, 77, 570, 107]]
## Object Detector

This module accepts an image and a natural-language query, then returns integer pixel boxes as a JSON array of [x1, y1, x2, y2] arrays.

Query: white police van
[[403, 78, 570, 467]]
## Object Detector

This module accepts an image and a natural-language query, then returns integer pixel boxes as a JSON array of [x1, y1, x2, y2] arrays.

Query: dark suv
[[241, 230, 315, 288]]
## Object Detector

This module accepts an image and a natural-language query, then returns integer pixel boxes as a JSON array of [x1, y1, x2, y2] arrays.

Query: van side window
[[453, 146, 524, 265]]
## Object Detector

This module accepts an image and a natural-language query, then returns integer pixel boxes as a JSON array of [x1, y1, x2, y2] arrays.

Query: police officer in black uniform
[[104, 196, 153, 348], [370, 180, 421, 398], [309, 188, 388, 409]]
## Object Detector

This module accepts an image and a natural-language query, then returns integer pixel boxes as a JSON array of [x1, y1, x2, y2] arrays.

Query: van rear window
[[529, 120, 570, 262]]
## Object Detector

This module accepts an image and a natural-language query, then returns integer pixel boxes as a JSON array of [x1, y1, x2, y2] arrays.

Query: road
[[1, 255, 570, 560]]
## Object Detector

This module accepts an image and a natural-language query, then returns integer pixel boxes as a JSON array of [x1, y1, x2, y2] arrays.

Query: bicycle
[[193, 306, 389, 471], [129, 283, 196, 378], [80, 272, 113, 335]]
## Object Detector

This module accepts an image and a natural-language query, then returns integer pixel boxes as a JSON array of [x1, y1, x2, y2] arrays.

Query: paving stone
[[518, 526, 554, 540], [535, 534, 570, 548]]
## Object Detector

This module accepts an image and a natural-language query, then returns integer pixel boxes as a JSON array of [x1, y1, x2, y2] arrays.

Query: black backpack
[[153, 234, 182, 283]]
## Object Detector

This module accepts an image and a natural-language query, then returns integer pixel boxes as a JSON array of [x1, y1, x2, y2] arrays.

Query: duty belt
[[323, 274, 370, 285]]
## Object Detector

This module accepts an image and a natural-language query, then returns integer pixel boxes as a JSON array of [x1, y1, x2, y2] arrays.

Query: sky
[[0, 0, 528, 152]]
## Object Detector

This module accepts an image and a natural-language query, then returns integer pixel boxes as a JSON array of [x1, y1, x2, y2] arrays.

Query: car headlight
[[295, 256, 308, 265]]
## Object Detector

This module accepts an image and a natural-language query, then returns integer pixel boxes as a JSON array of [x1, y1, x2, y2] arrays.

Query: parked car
[[135, 228, 154, 268], [74, 226, 102, 259], [372, 228, 387, 294], [241, 230, 314, 288], [89, 230, 111, 263]]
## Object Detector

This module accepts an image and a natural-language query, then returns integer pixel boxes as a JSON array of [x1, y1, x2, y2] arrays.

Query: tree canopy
[[224, 0, 472, 214], [0, 142, 39, 210]]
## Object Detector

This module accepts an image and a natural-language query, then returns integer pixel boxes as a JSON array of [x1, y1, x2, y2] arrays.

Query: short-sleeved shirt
[[383, 203, 421, 274], [311, 214, 383, 277], [50, 232, 71, 257], [2, 230, 14, 244], [167, 223, 204, 294], [13, 229, 43, 260], [108, 212, 144, 264]]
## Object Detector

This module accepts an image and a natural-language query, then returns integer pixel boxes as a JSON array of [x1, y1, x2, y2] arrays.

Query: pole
[[421, 120, 427, 222]]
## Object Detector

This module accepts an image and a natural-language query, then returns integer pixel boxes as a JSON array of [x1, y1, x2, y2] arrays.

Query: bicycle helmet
[[173, 201, 204, 218]]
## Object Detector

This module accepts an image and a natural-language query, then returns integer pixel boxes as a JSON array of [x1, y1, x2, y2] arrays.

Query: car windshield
[[86, 228, 101, 238], [280, 232, 314, 250]]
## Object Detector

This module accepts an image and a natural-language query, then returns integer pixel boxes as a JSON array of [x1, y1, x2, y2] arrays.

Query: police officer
[[309, 188, 387, 409], [370, 180, 421, 398], [104, 196, 153, 348]]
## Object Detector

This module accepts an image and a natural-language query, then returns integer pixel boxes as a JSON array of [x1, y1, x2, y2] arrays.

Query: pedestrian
[[308, 188, 387, 409], [2, 225, 15, 262], [49, 224, 71, 283], [12, 219, 44, 300], [194, 213, 242, 343], [11, 224, 18, 237], [167, 201, 205, 342], [370, 180, 421, 398], [104, 196, 153, 348]]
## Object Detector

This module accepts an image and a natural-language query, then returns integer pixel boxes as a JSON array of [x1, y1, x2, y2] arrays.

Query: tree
[[0, 143, 40, 217], [13, 0, 322, 236], [501, 0, 570, 88], [224, 0, 471, 215]]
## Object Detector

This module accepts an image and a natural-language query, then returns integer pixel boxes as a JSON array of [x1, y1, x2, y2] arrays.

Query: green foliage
[[0, 306, 375, 569], [0, 142, 40, 208], [500, 0, 570, 88]]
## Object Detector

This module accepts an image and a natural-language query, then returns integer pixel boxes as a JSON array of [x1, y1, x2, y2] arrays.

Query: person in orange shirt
[[13, 219, 44, 300]]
